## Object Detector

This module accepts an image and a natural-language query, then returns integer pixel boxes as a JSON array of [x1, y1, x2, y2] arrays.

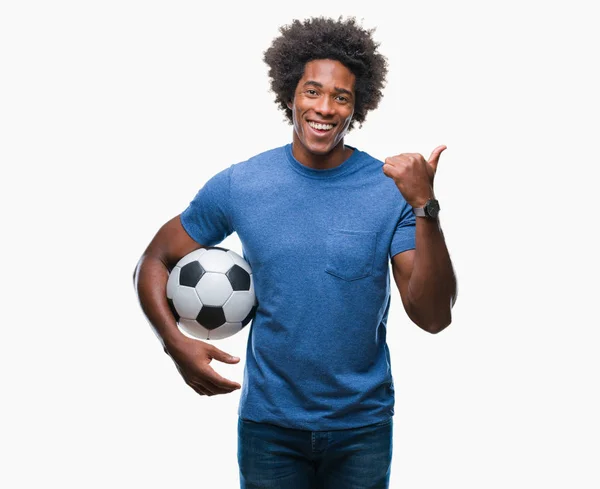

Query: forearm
[[406, 218, 457, 333], [133, 254, 187, 351]]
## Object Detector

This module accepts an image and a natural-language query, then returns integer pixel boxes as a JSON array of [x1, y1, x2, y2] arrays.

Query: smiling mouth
[[307, 121, 335, 131]]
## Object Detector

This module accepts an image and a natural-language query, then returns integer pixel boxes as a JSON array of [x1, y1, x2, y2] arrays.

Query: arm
[[391, 218, 457, 333], [133, 215, 241, 395], [384, 145, 458, 334]]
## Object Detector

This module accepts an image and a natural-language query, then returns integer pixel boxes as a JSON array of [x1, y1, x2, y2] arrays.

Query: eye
[[306, 89, 318, 96], [336, 95, 349, 103]]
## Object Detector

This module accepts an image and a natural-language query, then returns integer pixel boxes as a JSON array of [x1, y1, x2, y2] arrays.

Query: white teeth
[[308, 121, 334, 130]]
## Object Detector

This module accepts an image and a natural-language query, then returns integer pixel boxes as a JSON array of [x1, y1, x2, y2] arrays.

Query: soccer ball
[[166, 247, 257, 340]]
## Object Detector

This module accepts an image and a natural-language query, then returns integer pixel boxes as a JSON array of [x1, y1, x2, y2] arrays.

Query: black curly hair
[[263, 16, 388, 131]]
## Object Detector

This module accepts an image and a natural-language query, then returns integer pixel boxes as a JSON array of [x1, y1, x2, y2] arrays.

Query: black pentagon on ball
[[197, 306, 226, 330], [179, 261, 205, 287], [167, 298, 180, 322], [226, 264, 251, 291]]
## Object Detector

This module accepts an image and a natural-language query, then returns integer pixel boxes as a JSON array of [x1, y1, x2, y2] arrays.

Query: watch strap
[[413, 206, 427, 217], [413, 199, 440, 218]]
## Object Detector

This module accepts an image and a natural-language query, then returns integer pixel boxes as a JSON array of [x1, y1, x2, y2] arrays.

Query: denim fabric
[[238, 417, 393, 489]]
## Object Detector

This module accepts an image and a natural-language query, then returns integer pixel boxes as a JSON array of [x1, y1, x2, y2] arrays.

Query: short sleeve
[[180, 166, 234, 246], [390, 201, 416, 258]]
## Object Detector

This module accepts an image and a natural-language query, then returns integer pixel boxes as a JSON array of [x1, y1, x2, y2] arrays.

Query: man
[[134, 16, 457, 489]]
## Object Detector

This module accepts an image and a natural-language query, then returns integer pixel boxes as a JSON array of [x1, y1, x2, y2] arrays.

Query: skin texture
[[133, 217, 242, 396], [133, 58, 457, 396], [383, 147, 458, 333], [287, 59, 355, 169]]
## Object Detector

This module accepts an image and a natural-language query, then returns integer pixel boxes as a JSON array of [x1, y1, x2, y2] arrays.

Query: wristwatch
[[413, 199, 440, 219]]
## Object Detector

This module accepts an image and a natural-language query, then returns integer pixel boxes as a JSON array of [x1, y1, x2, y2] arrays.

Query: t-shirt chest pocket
[[325, 229, 378, 281]]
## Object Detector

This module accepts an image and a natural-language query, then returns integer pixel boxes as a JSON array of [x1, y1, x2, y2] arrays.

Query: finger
[[427, 145, 447, 173], [187, 376, 234, 396], [193, 380, 219, 396], [178, 367, 219, 395], [382, 162, 400, 179], [198, 372, 241, 394], [205, 382, 238, 396], [202, 366, 242, 390], [186, 379, 210, 396], [209, 347, 240, 365]]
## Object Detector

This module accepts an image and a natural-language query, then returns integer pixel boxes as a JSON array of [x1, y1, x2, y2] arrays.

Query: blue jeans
[[237, 417, 393, 489]]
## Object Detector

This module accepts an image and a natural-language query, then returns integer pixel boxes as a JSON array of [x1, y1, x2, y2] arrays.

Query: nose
[[314, 96, 335, 117]]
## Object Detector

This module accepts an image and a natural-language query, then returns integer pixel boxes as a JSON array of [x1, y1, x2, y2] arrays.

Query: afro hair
[[263, 16, 388, 131]]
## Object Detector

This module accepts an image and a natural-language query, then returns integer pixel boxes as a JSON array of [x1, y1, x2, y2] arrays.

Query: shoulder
[[228, 144, 288, 184], [197, 145, 285, 191], [352, 147, 384, 169], [232, 145, 287, 170], [352, 147, 399, 185], [350, 146, 413, 210]]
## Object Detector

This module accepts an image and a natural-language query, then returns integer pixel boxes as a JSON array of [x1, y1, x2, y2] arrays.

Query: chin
[[304, 139, 338, 155]]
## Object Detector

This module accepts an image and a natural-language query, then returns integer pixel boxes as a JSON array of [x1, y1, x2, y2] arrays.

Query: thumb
[[427, 145, 447, 173], [211, 347, 240, 364]]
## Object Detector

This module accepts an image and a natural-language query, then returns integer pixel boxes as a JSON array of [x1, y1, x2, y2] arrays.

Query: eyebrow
[[303, 80, 353, 97]]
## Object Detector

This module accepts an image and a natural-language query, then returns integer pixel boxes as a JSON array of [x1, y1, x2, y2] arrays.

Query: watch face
[[426, 200, 440, 218]]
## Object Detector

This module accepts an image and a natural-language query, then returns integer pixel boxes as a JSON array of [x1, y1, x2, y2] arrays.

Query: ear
[[286, 100, 292, 110]]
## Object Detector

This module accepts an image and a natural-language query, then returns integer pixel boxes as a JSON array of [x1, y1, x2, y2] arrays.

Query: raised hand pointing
[[382, 145, 447, 208]]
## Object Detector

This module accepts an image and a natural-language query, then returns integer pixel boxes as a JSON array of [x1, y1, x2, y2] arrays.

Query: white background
[[2, 1, 599, 487]]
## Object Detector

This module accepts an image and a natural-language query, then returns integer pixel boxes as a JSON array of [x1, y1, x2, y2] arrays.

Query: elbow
[[415, 312, 452, 335], [417, 294, 457, 334], [423, 319, 451, 334]]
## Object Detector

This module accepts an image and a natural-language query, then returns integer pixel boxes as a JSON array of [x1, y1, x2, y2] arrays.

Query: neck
[[291, 135, 353, 170]]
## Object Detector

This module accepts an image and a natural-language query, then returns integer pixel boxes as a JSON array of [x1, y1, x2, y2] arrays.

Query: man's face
[[287, 59, 355, 157]]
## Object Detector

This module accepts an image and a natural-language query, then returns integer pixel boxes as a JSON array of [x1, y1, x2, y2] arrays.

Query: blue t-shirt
[[180, 143, 415, 430]]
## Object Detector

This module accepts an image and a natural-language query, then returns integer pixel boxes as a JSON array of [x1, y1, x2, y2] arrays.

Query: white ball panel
[[223, 291, 256, 322], [166, 267, 180, 299], [227, 250, 252, 274], [172, 286, 203, 319], [175, 248, 207, 268], [178, 319, 210, 341], [208, 322, 243, 340], [197, 249, 234, 273], [195, 273, 233, 306]]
